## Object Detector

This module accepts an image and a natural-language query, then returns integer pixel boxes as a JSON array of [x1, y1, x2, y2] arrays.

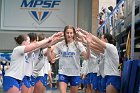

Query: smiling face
[[65, 28, 74, 42], [64, 25, 76, 45]]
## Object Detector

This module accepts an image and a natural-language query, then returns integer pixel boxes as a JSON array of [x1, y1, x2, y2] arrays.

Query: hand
[[49, 32, 64, 41], [76, 37, 83, 42], [76, 27, 89, 35], [54, 32, 64, 37], [76, 27, 82, 32], [86, 33, 93, 43], [49, 32, 64, 44], [76, 31, 85, 38], [82, 35, 88, 44], [91, 34, 97, 41]]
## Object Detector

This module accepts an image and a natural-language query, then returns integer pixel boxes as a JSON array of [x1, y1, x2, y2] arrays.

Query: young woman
[[76, 27, 104, 93], [20, 33, 38, 93], [47, 25, 90, 93], [33, 33, 48, 93], [27, 33, 39, 93], [3, 33, 59, 93], [81, 31, 121, 93]]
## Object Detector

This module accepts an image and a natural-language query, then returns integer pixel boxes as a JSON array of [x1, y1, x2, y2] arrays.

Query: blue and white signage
[[1, 0, 77, 31]]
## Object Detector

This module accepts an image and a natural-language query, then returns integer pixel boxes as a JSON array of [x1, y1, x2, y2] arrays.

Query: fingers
[[51, 32, 64, 39], [76, 27, 89, 35], [76, 27, 82, 32]]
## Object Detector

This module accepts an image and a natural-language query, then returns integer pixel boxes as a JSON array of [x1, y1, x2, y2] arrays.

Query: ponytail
[[14, 34, 27, 45]]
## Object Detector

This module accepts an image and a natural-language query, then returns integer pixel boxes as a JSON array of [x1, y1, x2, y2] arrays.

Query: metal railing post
[[131, 0, 135, 60]]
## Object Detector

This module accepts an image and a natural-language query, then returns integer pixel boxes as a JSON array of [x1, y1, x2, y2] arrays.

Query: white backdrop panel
[[1, 0, 77, 31]]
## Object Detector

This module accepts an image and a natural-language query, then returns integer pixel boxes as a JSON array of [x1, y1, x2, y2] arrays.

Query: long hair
[[63, 25, 76, 47]]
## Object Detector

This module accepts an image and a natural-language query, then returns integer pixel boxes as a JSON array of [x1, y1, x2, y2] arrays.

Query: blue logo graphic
[[61, 51, 76, 57], [25, 55, 29, 63], [20, 0, 61, 24]]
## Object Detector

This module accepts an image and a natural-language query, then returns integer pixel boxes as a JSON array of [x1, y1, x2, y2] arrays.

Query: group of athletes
[[2, 25, 121, 93]]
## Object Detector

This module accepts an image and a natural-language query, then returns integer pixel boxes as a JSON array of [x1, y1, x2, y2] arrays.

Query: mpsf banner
[[1, 0, 77, 31]]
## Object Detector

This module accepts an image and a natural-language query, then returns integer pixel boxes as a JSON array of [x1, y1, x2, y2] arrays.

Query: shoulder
[[55, 40, 65, 48], [12, 46, 26, 56], [56, 40, 65, 46], [106, 43, 116, 50], [13, 46, 25, 53], [105, 43, 118, 55], [14, 46, 25, 50]]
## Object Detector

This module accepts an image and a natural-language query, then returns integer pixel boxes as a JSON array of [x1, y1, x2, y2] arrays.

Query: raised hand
[[86, 33, 93, 43], [76, 27, 89, 35], [76, 30, 85, 38], [51, 32, 64, 39], [76, 27, 82, 32]]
